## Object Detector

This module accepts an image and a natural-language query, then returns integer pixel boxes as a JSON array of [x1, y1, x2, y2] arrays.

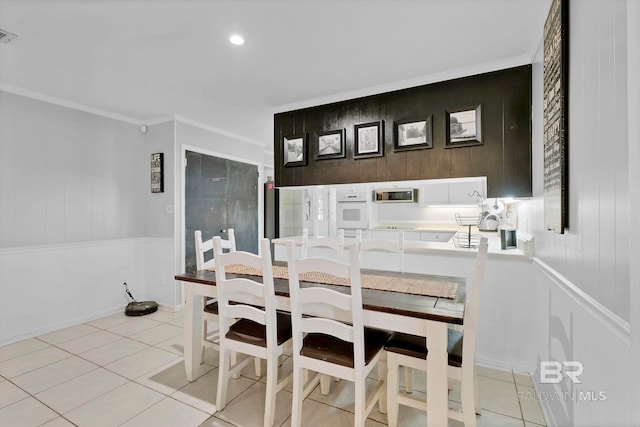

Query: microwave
[[374, 188, 418, 203]]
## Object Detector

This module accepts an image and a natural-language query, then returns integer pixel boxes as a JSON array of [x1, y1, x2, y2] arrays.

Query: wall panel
[[274, 66, 532, 198]]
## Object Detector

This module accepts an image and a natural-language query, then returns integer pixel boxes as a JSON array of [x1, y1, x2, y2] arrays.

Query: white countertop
[[273, 231, 532, 260]]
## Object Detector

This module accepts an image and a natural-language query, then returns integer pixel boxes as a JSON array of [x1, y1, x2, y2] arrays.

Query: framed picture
[[543, 0, 568, 233], [151, 152, 164, 193], [354, 121, 384, 159], [315, 129, 345, 160], [283, 134, 307, 167], [445, 105, 482, 148], [394, 116, 433, 151]]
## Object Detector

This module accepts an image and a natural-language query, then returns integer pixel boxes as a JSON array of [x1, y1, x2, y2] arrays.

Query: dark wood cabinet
[[274, 65, 532, 198]]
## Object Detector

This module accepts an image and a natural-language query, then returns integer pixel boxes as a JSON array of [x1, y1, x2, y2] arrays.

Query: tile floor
[[0, 309, 547, 427]]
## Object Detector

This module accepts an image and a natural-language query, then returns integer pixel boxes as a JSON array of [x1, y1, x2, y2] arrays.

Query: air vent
[[0, 29, 18, 44]]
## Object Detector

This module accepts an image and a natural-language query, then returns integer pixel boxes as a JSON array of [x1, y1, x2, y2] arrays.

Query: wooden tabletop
[[176, 268, 466, 325]]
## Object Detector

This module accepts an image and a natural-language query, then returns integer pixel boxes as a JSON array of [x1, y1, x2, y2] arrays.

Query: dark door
[[185, 150, 259, 273]]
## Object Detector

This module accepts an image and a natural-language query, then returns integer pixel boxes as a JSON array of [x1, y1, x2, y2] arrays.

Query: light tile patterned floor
[[0, 309, 546, 426]]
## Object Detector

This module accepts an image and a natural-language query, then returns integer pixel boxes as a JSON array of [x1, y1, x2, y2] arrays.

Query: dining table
[[175, 265, 466, 426]]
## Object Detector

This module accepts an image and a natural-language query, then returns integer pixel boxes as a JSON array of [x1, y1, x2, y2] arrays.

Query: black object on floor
[[123, 282, 158, 316]]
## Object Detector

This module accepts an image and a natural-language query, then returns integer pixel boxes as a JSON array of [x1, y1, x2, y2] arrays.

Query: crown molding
[[144, 115, 175, 126], [0, 83, 143, 125], [173, 114, 266, 148], [0, 83, 269, 149], [272, 55, 532, 114]]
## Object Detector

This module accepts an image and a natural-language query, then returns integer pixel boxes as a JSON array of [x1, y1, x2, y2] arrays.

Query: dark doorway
[[184, 150, 259, 273]]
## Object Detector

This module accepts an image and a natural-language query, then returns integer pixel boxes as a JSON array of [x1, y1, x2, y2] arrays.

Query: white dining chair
[[286, 241, 390, 427], [213, 237, 293, 427], [195, 229, 236, 353], [384, 236, 489, 427], [356, 229, 405, 273], [300, 228, 345, 261], [195, 229, 260, 377]]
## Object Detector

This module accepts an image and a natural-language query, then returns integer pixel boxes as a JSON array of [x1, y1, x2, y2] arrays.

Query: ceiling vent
[[0, 29, 18, 44]]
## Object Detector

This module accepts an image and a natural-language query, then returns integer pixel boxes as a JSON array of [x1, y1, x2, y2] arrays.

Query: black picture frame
[[315, 129, 346, 160], [151, 152, 164, 193], [283, 134, 308, 167], [354, 121, 384, 159], [394, 116, 433, 151], [543, 0, 569, 234], [445, 105, 482, 148]]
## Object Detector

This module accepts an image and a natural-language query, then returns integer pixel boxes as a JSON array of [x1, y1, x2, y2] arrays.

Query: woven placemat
[[211, 264, 457, 299]]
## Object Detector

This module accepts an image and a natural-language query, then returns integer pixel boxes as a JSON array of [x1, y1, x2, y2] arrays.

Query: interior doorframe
[[179, 143, 264, 279]]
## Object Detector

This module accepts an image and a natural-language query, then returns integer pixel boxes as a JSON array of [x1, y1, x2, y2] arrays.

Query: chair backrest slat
[[287, 241, 366, 366], [195, 229, 236, 270], [357, 230, 405, 272], [225, 305, 266, 326], [213, 238, 276, 344], [301, 317, 354, 343], [297, 287, 351, 311], [295, 257, 350, 278], [301, 228, 345, 260]]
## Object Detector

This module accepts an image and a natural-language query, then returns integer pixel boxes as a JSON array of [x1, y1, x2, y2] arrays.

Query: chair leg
[[474, 371, 482, 415], [403, 366, 413, 394], [255, 357, 262, 377], [291, 366, 305, 427], [320, 374, 331, 395], [386, 353, 400, 427], [216, 349, 230, 411], [461, 371, 477, 427], [201, 321, 207, 363], [378, 357, 387, 414], [231, 352, 239, 379], [354, 377, 366, 427], [264, 356, 277, 427]]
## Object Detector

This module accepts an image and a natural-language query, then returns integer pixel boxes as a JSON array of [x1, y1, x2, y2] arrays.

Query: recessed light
[[229, 34, 244, 45]]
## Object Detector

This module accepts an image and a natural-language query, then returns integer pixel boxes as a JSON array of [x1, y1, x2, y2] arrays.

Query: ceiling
[[0, 0, 551, 150]]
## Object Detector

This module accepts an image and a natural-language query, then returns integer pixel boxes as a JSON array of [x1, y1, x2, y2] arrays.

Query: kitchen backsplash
[[375, 203, 482, 225]]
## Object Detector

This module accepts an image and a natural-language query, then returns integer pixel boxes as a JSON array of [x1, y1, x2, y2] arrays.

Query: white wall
[[0, 91, 147, 246], [0, 98, 272, 343], [627, 0, 640, 422], [518, 0, 630, 321], [0, 91, 149, 344], [144, 121, 178, 307], [516, 0, 634, 425]]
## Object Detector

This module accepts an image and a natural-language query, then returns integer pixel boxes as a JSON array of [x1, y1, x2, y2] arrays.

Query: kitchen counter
[[272, 230, 532, 260]]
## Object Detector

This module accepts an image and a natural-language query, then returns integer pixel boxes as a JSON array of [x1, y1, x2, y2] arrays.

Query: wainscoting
[[0, 238, 177, 346], [530, 259, 632, 427]]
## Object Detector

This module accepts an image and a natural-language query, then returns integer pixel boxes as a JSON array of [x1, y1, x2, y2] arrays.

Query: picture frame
[[394, 116, 433, 151], [445, 105, 482, 148], [283, 134, 308, 167], [543, 0, 569, 234], [151, 152, 164, 193], [354, 121, 384, 159], [315, 129, 346, 160]]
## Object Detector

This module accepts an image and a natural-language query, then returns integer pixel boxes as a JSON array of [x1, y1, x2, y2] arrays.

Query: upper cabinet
[[419, 179, 485, 206], [274, 65, 532, 198]]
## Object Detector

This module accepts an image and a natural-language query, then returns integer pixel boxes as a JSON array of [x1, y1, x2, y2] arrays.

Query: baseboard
[[0, 305, 125, 347], [475, 357, 533, 375], [157, 302, 182, 313]]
